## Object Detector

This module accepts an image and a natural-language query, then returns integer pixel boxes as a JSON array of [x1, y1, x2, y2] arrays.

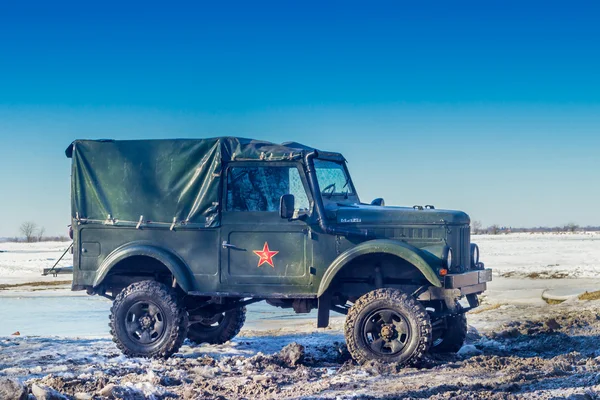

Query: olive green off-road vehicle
[[66, 137, 491, 365]]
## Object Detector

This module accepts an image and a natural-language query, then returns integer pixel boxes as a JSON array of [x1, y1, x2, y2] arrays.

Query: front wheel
[[109, 280, 189, 358], [344, 288, 432, 365]]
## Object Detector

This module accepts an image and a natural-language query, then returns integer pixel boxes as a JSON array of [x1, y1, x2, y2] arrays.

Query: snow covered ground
[[476, 232, 600, 279], [3, 299, 600, 399], [0, 241, 72, 285], [2, 233, 600, 399]]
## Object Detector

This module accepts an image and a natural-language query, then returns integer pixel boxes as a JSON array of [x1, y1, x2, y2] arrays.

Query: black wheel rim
[[363, 309, 411, 356], [125, 301, 167, 345]]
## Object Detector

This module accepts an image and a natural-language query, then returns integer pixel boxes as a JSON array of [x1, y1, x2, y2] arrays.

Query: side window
[[227, 166, 310, 212], [289, 168, 310, 210]]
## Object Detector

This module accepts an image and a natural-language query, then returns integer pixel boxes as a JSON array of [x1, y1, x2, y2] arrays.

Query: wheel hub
[[125, 301, 166, 345], [363, 308, 411, 356], [139, 315, 153, 330], [380, 324, 395, 341]]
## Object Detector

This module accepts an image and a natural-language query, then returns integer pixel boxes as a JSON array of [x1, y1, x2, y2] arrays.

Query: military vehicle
[[66, 137, 491, 365]]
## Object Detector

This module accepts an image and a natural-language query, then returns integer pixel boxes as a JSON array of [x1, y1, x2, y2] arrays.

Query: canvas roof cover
[[66, 137, 343, 228]]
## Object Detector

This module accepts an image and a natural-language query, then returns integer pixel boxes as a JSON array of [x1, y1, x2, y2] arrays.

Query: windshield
[[314, 159, 355, 198]]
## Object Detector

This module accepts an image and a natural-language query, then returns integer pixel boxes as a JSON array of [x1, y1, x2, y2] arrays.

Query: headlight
[[443, 246, 453, 269], [471, 243, 480, 267]]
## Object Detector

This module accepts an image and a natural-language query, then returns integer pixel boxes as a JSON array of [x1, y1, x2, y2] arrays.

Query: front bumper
[[444, 268, 492, 292], [418, 267, 492, 312]]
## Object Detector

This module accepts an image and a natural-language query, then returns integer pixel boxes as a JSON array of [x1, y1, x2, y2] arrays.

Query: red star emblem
[[253, 242, 279, 268]]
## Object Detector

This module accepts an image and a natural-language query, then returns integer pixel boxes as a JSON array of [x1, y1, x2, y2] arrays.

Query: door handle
[[222, 241, 246, 251]]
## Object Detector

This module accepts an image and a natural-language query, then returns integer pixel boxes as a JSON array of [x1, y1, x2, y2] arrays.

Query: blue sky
[[0, 1, 599, 236]]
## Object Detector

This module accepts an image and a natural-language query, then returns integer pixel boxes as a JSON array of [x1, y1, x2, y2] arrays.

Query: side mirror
[[280, 194, 295, 219], [371, 198, 385, 206]]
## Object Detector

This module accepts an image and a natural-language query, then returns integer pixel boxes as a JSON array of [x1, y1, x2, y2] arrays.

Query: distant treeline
[[471, 221, 599, 235], [1, 236, 71, 243], [0, 221, 72, 243]]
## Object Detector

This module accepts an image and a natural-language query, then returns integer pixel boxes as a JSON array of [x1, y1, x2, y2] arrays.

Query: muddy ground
[[2, 297, 600, 399]]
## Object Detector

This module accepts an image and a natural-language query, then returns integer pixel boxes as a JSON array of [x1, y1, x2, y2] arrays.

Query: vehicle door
[[220, 162, 313, 288]]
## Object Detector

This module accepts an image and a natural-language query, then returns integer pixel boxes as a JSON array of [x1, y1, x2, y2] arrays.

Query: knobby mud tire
[[345, 288, 432, 365], [109, 280, 188, 359]]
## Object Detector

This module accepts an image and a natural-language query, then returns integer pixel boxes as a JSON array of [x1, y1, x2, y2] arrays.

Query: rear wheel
[[345, 288, 432, 365], [188, 307, 246, 345], [109, 280, 188, 358], [430, 310, 467, 353]]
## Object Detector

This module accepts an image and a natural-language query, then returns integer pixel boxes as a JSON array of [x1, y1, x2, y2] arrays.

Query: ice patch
[[457, 344, 483, 357]]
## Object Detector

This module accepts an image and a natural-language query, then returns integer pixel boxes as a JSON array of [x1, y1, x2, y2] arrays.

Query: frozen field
[[476, 232, 600, 279], [0, 241, 72, 285], [1, 233, 600, 399]]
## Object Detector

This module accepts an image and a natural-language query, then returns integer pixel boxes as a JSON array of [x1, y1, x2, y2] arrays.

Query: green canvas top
[[66, 137, 343, 228]]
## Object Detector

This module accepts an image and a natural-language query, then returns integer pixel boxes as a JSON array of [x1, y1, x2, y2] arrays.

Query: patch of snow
[[475, 232, 600, 279], [0, 241, 73, 285], [457, 344, 483, 357]]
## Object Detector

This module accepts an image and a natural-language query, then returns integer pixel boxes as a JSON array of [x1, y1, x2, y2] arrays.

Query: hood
[[333, 204, 470, 226]]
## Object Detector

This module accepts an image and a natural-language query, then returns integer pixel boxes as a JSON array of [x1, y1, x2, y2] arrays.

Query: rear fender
[[93, 243, 195, 292], [317, 239, 442, 297]]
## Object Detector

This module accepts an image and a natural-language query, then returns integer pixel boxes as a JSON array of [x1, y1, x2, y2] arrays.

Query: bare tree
[[37, 227, 46, 242], [564, 222, 579, 233], [471, 220, 482, 235], [488, 224, 500, 235], [20, 221, 38, 243]]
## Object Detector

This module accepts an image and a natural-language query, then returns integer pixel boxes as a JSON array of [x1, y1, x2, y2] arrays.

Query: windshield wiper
[[321, 183, 336, 199], [341, 176, 350, 191], [341, 176, 351, 199]]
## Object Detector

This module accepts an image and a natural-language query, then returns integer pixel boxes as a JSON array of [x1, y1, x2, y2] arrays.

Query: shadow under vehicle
[[66, 137, 491, 365]]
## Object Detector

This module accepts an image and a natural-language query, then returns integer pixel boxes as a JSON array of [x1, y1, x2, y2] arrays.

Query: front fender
[[317, 239, 442, 297], [93, 242, 196, 292]]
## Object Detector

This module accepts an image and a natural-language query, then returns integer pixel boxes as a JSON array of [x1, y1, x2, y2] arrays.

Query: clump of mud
[[25, 342, 337, 399], [499, 271, 569, 279], [580, 290, 600, 301]]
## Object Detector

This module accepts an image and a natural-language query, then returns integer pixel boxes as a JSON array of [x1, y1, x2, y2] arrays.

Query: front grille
[[369, 227, 445, 241], [365, 224, 469, 271], [457, 225, 471, 271]]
